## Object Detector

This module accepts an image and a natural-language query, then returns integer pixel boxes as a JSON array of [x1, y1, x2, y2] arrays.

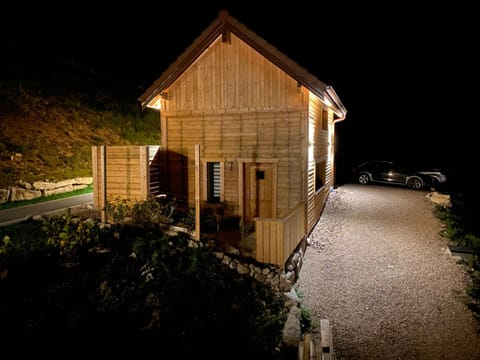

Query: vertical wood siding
[[163, 34, 307, 114], [255, 201, 305, 267]]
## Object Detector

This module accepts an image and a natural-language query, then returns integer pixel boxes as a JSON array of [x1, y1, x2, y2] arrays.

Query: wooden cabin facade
[[138, 10, 347, 267]]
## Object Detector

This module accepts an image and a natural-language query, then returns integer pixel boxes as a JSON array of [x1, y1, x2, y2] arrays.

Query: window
[[207, 162, 221, 202], [322, 110, 329, 131], [315, 161, 326, 192]]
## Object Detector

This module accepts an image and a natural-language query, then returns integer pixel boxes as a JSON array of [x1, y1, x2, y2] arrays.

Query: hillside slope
[[0, 59, 159, 187]]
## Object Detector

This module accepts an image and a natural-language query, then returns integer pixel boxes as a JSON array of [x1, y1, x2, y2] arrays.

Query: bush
[[433, 200, 480, 322], [0, 210, 288, 359]]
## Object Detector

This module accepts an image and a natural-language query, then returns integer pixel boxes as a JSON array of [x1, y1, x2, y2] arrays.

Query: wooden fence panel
[[254, 201, 305, 267], [92, 146, 156, 210]]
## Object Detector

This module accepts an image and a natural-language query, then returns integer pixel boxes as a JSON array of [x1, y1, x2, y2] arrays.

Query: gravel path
[[296, 184, 480, 360]]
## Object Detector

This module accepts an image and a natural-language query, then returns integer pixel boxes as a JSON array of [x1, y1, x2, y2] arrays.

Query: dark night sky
[[2, 1, 479, 179]]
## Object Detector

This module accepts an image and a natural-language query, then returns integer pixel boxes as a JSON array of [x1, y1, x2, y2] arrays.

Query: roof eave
[[325, 86, 348, 120], [138, 16, 227, 109]]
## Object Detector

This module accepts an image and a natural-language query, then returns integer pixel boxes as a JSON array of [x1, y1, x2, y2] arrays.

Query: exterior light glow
[[146, 94, 162, 110]]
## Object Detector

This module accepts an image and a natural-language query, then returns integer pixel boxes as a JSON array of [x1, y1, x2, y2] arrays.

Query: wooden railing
[[254, 201, 306, 268]]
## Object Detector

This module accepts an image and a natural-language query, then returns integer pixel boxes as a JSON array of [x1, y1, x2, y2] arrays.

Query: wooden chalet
[[138, 10, 347, 268]]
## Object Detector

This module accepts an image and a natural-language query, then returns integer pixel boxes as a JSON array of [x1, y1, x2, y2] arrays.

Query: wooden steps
[[298, 319, 335, 360]]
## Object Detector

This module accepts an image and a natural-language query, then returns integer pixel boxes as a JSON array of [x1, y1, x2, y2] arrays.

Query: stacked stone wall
[[0, 177, 93, 204]]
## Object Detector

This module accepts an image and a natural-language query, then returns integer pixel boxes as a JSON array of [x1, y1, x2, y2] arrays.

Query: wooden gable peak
[[138, 9, 347, 118]]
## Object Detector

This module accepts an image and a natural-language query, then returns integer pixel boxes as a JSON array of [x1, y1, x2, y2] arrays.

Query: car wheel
[[407, 177, 423, 190], [358, 173, 370, 185]]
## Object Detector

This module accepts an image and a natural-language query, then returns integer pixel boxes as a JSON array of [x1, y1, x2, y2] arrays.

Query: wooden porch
[[205, 201, 306, 268], [92, 145, 307, 268]]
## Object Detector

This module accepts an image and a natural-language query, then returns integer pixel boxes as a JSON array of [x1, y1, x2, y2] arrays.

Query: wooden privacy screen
[[92, 145, 200, 239], [92, 146, 151, 210]]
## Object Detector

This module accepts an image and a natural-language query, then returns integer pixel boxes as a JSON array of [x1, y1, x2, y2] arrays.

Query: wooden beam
[[92, 146, 98, 209], [139, 146, 148, 200], [320, 319, 333, 354], [101, 145, 107, 224], [194, 144, 201, 240]]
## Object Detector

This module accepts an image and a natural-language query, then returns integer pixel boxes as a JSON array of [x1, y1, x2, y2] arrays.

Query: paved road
[[0, 193, 93, 226]]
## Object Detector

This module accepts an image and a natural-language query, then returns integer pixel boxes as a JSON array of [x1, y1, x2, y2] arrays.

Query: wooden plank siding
[[137, 10, 347, 267], [161, 33, 308, 115], [165, 112, 305, 219], [156, 32, 314, 222], [92, 146, 150, 208], [306, 93, 332, 233], [255, 201, 305, 267]]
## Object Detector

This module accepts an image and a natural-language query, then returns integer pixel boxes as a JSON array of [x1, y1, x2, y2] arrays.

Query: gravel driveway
[[296, 184, 480, 360]]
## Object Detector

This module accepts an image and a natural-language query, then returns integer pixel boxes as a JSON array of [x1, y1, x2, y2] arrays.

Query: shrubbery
[[0, 204, 289, 359], [434, 203, 480, 320]]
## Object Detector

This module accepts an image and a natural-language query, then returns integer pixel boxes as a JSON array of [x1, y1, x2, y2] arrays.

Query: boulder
[[10, 187, 42, 201], [282, 305, 301, 347], [0, 188, 10, 203], [75, 177, 93, 185], [426, 192, 451, 207]]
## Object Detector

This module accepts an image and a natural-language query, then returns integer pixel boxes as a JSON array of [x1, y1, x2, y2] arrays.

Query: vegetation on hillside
[[0, 58, 160, 187]]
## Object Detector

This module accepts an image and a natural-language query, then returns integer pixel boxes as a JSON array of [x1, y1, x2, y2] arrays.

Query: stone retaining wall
[[0, 177, 93, 204]]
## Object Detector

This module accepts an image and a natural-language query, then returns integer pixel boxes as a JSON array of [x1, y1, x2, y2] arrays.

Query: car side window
[[376, 163, 389, 172]]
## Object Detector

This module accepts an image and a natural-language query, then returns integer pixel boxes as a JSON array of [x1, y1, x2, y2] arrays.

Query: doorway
[[244, 163, 274, 223]]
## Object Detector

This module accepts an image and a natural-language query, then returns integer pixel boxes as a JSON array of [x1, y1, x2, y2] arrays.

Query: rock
[[286, 270, 296, 284], [427, 192, 451, 207], [236, 263, 250, 275], [53, 179, 76, 188], [282, 306, 302, 347], [0, 188, 10, 203], [44, 184, 74, 196], [75, 177, 93, 185], [10, 187, 42, 201], [225, 244, 240, 256], [15, 180, 32, 190], [10, 153, 22, 161], [279, 273, 292, 292], [33, 181, 57, 190]]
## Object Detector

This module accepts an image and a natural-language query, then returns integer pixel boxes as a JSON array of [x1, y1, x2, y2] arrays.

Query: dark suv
[[352, 160, 447, 190]]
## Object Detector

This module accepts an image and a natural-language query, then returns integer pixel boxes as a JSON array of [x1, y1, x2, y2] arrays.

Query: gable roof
[[138, 10, 347, 118]]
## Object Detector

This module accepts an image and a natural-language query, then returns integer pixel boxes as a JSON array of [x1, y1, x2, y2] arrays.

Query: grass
[[0, 65, 160, 188], [0, 185, 93, 211]]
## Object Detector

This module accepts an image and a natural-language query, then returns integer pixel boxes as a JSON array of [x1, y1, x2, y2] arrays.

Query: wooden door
[[244, 163, 273, 223]]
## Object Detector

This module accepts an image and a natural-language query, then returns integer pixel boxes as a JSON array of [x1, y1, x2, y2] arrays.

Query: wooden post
[[194, 144, 200, 240], [101, 145, 107, 224], [92, 146, 98, 208], [140, 146, 148, 200]]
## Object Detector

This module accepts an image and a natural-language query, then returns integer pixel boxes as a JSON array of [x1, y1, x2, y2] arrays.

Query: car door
[[387, 165, 408, 184], [371, 162, 392, 182]]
